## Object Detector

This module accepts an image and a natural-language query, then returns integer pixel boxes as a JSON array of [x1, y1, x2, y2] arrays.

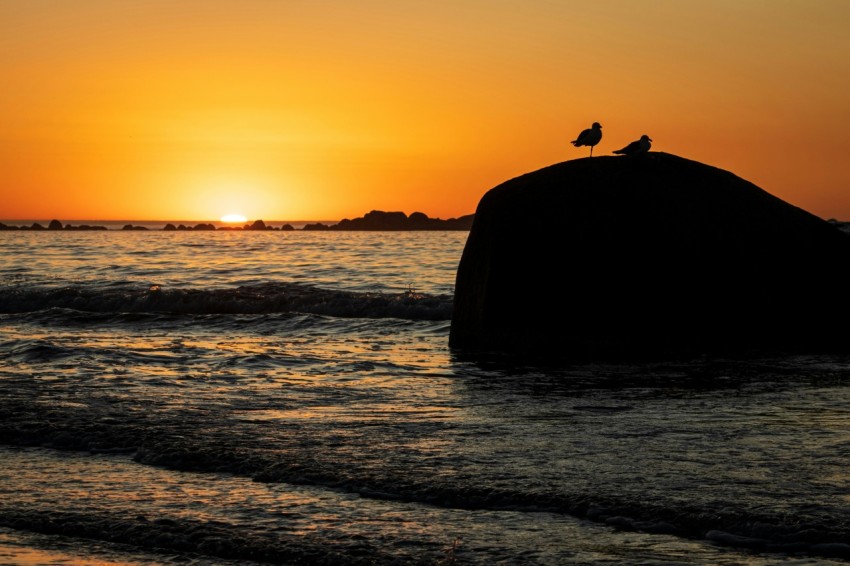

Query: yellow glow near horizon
[[220, 214, 248, 223], [2, 1, 850, 221]]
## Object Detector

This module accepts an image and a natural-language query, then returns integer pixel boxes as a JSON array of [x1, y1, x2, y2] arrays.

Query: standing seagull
[[571, 122, 603, 156], [613, 135, 652, 156]]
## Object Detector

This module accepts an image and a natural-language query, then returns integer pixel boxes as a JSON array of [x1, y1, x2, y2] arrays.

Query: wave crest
[[0, 282, 453, 320]]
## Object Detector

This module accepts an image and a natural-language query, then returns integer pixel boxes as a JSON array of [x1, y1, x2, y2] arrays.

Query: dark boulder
[[449, 152, 850, 358], [48, 219, 63, 230]]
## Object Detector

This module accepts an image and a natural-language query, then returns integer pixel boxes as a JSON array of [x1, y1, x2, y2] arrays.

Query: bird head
[[593, 122, 602, 129]]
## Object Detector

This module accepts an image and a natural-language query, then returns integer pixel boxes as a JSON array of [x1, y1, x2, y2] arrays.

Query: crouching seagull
[[613, 135, 652, 156], [571, 122, 603, 156]]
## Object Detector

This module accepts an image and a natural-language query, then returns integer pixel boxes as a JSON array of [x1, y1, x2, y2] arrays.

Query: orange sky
[[2, 1, 849, 222]]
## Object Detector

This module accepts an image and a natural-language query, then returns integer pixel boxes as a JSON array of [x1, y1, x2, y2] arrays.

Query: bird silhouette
[[613, 135, 652, 156], [571, 122, 603, 156]]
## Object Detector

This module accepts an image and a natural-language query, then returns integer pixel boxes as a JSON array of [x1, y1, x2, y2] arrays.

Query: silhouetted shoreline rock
[[449, 152, 850, 359], [0, 220, 110, 231], [301, 211, 474, 231], [0, 211, 474, 231], [331, 210, 474, 230], [302, 222, 331, 231]]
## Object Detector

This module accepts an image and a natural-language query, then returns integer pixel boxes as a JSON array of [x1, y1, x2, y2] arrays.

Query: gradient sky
[[2, 1, 849, 222]]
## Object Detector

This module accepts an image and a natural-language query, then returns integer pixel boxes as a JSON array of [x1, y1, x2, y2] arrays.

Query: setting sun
[[220, 214, 248, 223]]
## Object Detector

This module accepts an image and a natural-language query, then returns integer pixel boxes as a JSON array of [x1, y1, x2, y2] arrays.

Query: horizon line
[[0, 212, 475, 225], [0, 219, 340, 224]]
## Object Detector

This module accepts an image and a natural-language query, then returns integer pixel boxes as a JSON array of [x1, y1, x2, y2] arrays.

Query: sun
[[220, 213, 248, 223]]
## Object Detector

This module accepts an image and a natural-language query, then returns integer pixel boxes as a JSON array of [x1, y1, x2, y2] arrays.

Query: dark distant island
[[305, 210, 474, 231], [0, 210, 475, 231]]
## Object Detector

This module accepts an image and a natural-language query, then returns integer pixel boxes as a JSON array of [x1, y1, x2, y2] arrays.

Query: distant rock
[[0, 220, 109, 230], [449, 152, 850, 358], [302, 222, 331, 231], [65, 224, 107, 230], [168, 223, 214, 230], [335, 210, 408, 230], [247, 219, 269, 230], [330, 210, 474, 230], [122, 224, 148, 231]]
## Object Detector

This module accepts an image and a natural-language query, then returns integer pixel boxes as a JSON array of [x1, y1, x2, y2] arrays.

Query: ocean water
[[1, 229, 850, 565]]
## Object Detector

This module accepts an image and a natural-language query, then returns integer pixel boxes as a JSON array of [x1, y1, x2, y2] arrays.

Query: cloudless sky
[[2, 1, 849, 221]]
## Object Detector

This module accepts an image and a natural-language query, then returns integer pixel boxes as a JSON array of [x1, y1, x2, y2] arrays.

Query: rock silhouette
[[331, 210, 474, 231], [450, 152, 850, 358]]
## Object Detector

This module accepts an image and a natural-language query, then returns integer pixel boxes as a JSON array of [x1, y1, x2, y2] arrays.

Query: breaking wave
[[0, 282, 453, 321]]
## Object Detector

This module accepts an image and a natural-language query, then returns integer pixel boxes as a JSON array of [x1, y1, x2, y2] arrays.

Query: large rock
[[449, 152, 850, 358]]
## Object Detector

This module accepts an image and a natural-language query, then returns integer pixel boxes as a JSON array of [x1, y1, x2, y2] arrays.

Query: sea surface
[[2, 229, 850, 565]]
